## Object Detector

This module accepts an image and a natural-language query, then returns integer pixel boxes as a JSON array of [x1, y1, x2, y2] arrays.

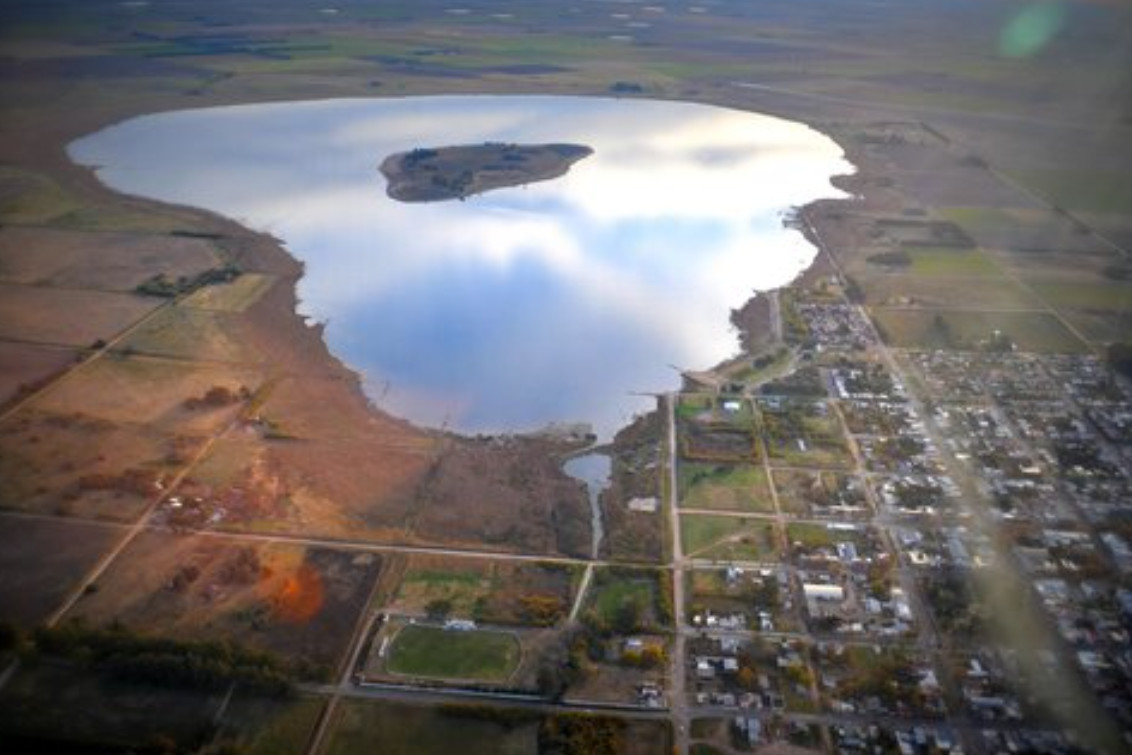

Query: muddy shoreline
[[23, 91, 860, 561], [44, 94, 855, 441]]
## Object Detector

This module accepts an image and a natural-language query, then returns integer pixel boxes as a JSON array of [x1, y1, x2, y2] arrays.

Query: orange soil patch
[[69, 531, 382, 674], [268, 562, 325, 624]]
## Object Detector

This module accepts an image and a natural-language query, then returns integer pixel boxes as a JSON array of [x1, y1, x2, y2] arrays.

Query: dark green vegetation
[[135, 263, 241, 298], [381, 142, 592, 202], [32, 621, 299, 694], [0, 651, 322, 755], [584, 566, 672, 633]]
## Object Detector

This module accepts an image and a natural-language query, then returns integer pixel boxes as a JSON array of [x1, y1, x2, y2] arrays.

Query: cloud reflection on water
[[70, 95, 850, 437]]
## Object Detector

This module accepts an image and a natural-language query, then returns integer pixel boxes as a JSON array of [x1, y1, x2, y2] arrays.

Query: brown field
[[385, 553, 579, 627], [31, 354, 265, 435], [0, 409, 202, 520], [890, 166, 1041, 210], [0, 281, 159, 347], [0, 515, 122, 627], [0, 226, 220, 292], [0, 340, 78, 406], [566, 653, 671, 705], [409, 435, 592, 557], [600, 410, 666, 563], [68, 531, 382, 676]]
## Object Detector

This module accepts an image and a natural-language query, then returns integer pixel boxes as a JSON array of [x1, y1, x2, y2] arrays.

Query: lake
[[69, 95, 850, 437]]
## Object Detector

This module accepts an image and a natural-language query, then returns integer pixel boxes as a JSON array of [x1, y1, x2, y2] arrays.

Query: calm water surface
[[70, 96, 850, 437]]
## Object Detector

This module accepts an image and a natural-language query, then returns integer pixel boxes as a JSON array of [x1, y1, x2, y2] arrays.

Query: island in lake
[[379, 141, 592, 202]]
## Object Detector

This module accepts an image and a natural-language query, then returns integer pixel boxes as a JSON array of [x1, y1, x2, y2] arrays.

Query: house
[[444, 619, 476, 631], [627, 497, 659, 513], [803, 583, 845, 602]]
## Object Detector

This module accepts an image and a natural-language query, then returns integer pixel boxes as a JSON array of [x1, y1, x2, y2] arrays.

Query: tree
[[1108, 342, 1132, 379], [612, 599, 644, 635], [737, 666, 758, 690], [424, 599, 452, 621], [519, 594, 565, 626], [640, 645, 666, 668], [0, 621, 17, 652]]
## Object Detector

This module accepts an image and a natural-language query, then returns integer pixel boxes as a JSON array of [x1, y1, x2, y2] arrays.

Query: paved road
[[665, 394, 691, 755]]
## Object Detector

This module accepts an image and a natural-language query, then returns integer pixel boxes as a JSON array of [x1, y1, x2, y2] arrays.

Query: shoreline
[[55, 93, 855, 447], [10, 89, 862, 565]]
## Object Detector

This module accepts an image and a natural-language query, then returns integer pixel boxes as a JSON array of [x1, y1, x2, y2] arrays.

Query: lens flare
[[999, 1, 1067, 58]]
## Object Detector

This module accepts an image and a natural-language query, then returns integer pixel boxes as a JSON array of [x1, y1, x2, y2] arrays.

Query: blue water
[[69, 95, 849, 437]]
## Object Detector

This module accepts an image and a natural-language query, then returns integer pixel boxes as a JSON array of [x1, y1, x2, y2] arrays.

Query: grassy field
[[0, 166, 181, 231], [1029, 282, 1132, 312], [182, 273, 277, 312], [856, 272, 1042, 309], [31, 354, 264, 435], [679, 462, 774, 512], [386, 625, 520, 682], [772, 469, 867, 518], [389, 556, 577, 626], [214, 692, 325, 755], [393, 564, 492, 617], [1007, 169, 1132, 215], [682, 514, 779, 562], [589, 576, 655, 621], [761, 402, 853, 469], [326, 700, 538, 755], [785, 522, 840, 549], [119, 306, 256, 362], [870, 308, 1088, 353], [905, 246, 1002, 276]]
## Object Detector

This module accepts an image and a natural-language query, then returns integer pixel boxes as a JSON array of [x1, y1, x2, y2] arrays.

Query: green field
[[387, 625, 520, 682], [682, 514, 778, 562], [586, 568, 667, 630], [1008, 169, 1132, 215], [905, 246, 1002, 276], [326, 700, 538, 755], [1029, 282, 1132, 312], [679, 462, 774, 512], [214, 692, 325, 755], [394, 567, 493, 617], [870, 308, 1088, 353]]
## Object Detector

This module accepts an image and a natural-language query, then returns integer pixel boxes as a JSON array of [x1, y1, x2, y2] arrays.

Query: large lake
[[70, 96, 849, 437]]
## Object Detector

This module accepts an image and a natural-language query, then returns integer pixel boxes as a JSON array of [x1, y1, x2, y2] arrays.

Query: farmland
[[0, 0, 1129, 752]]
